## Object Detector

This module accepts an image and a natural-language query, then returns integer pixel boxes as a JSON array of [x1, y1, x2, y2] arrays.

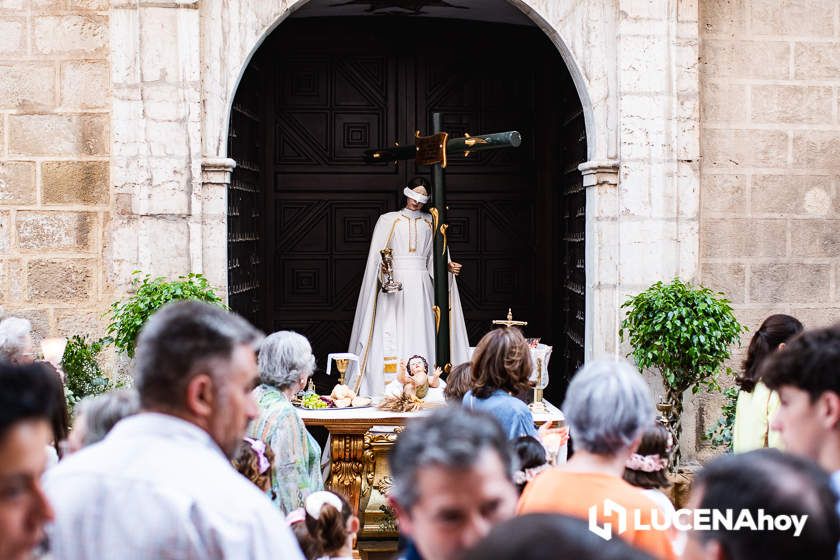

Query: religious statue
[[379, 355, 442, 412], [348, 178, 471, 396]]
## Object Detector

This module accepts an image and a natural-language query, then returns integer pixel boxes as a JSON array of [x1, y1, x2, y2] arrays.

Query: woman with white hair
[[0, 317, 35, 365], [518, 360, 676, 560], [246, 331, 324, 514]]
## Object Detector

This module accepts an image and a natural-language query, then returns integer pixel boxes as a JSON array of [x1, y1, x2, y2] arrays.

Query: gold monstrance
[[492, 308, 528, 329]]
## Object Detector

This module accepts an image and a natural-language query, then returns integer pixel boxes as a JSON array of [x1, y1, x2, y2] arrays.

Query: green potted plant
[[105, 271, 225, 358], [620, 278, 745, 467]]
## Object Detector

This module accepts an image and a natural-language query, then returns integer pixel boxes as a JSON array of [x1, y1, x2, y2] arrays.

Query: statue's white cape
[[347, 210, 470, 396]]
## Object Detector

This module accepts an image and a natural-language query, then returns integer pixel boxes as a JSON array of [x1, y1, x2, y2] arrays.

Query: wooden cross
[[364, 114, 522, 370]]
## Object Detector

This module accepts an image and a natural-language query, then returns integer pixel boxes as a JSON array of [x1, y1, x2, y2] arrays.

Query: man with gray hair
[[518, 360, 675, 560], [389, 405, 519, 560], [44, 301, 304, 559]]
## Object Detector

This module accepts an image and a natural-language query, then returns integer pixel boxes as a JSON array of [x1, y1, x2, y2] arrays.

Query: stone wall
[[698, 0, 840, 457], [0, 0, 110, 342]]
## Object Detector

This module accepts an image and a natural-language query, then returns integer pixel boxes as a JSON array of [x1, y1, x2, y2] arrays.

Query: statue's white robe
[[347, 208, 470, 396]]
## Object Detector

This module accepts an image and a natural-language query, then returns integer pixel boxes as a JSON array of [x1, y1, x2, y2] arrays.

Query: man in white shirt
[[44, 301, 304, 560]]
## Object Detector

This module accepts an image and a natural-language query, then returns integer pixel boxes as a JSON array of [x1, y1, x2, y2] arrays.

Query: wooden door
[[229, 18, 585, 398]]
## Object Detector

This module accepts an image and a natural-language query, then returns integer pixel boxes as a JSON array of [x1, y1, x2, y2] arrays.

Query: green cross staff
[[364, 113, 522, 371]]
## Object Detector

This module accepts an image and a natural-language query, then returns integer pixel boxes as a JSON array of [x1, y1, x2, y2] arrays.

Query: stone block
[[702, 40, 790, 80], [621, 116, 670, 161], [619, 0, 670, 19], [793, 131, 840, 169], [795, 307, 840, 328], [700, 262, 745, 303], [16, 211, 96, 251], [751, 0, 834, 36], [699, 0, 745, 33], [60, 61, 109, 109], [104, 216, 139, 291], [69, 0, 110, 9], [700, 81, 747, 123], [139, 7, 199, 83], [30, 0, 66, 9], [750, 85, 832, 125], [0, 0, 26, 9], [0, 259, 7, 302], [701, 173, 746, 214], [5, 259, 25, 301], [733, 306, 790, 333], [700, 218, 787, 258], [752, 175, 833, 215], [55, 307, 107, 338], [42, 161, 109, 205], [790, 219, 840, 257], [137, 218, 190, 278], [146, 120, 190, 157], [0, 17, 24, 54], [702, 129, 788, 169], [8, 114, 108, 157], [33, 15, 107, 56], [795, 42, 840, 79], [27, 259, 94, 303], [0, 211, 9, 252], [0, 63, 55, 109], [620, 35, 668, 93], [0, 162, 36, 205], [750, 262, 831, 303], [616, 220, 681, 285]]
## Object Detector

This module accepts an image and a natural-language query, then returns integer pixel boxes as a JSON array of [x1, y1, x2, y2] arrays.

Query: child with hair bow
[[623, 422, 685, 556], [232, 437, 275, 496]]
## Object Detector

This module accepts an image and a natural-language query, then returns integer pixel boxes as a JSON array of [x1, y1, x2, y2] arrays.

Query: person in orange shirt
[[517, 360, 675, 560]]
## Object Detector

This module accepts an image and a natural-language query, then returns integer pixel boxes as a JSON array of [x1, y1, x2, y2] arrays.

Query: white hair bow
[[304, 491, 343, 519]]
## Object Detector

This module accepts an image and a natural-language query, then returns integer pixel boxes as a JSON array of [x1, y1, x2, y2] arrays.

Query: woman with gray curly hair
[[246, 331, 323, 514], [0, 317, 35, 365]]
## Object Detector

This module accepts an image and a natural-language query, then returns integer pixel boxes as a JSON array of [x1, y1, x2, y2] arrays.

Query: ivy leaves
[[105, 271, 226, 358], [619, 278, 746, 396], [704, 386, 739, 450]]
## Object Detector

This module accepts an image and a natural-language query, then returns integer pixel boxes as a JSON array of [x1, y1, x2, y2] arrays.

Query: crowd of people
[[0, 302, 839, 559]]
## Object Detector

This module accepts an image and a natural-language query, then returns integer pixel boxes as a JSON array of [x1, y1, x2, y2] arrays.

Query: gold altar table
[[300, 402, 565, 555]]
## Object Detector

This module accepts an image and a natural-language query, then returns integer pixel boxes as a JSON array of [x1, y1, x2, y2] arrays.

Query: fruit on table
[[300, 393, 328, 409]]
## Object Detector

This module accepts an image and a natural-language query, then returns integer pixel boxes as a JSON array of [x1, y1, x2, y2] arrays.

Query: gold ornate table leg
[[328, 431, 367, 515]]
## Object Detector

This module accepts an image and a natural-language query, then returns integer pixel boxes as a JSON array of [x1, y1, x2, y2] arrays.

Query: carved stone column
[[199, 158, 236, 295], [578, 159, 620, 360]]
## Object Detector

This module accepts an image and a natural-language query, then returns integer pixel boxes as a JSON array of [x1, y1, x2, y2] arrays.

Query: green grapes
[[300, 393, 328, 409]]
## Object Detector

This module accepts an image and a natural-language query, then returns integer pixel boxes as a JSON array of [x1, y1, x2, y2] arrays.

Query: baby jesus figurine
[[378, 355, 441, 412]]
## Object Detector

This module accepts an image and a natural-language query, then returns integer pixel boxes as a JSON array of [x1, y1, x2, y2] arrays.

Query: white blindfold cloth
[[403, 187, 429, 204]]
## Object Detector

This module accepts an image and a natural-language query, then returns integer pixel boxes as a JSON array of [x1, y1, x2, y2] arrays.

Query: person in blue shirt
[[462, 327, 563, 444]]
